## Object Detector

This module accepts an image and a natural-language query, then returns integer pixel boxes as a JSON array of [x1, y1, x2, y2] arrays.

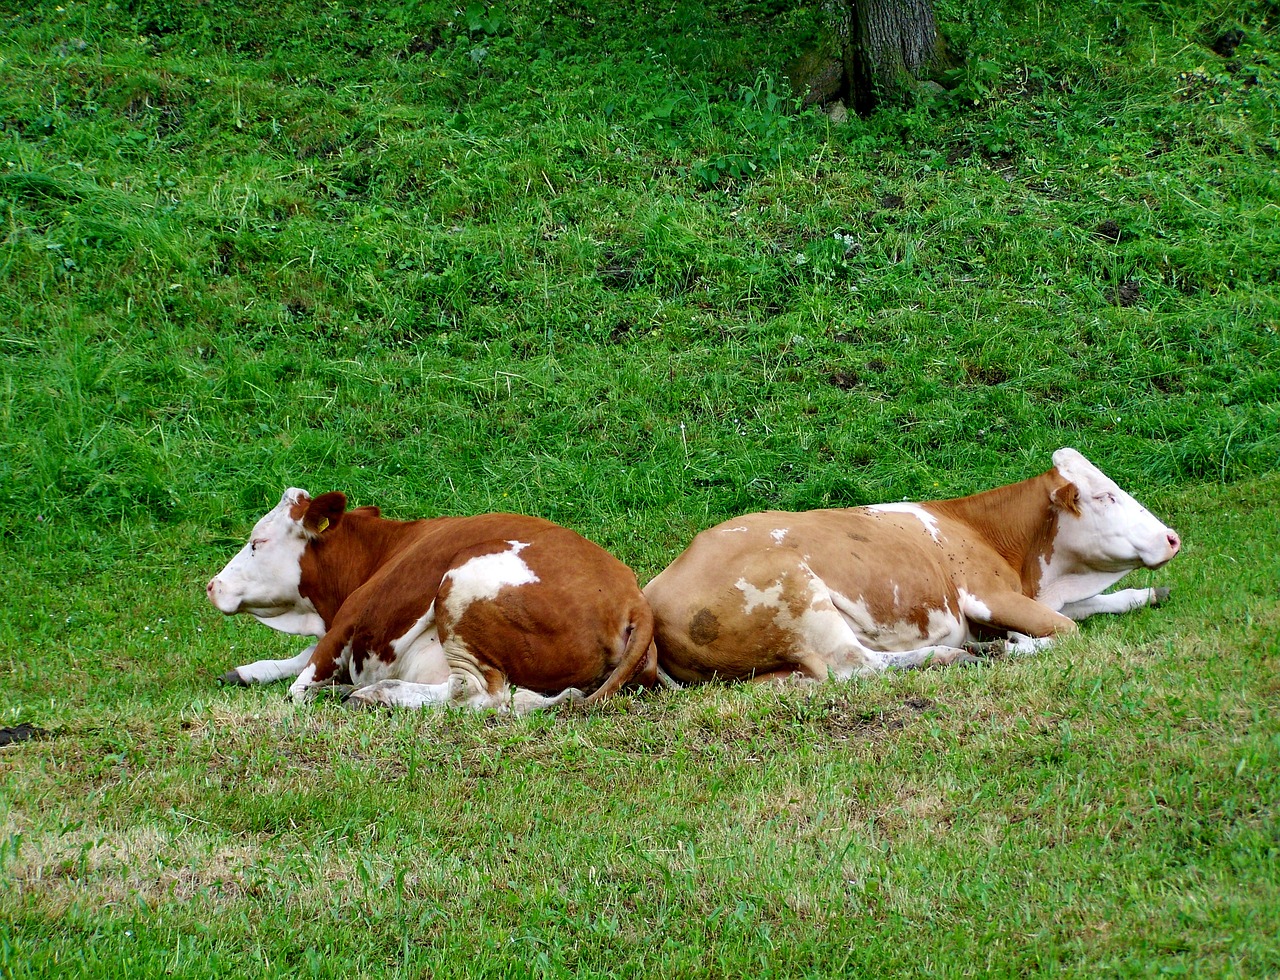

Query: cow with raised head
[[207, 489, 657, 712], [645, 449, 1180, 683]]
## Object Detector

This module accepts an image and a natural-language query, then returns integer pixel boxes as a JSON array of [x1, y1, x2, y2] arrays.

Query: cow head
[[1049, 448, 1181, 572], [205, 488, 348, 636]]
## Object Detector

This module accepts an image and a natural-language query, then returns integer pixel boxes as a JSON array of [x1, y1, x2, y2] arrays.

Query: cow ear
[[1051, 480, 1082, 517], [303, 492, 348, 535]]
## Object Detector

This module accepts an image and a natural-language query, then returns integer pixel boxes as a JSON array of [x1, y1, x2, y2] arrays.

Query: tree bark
[[841, 0, 938, 115]]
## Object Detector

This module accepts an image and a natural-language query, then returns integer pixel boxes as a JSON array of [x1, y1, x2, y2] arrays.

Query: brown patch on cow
[[688, 608, 721, 646]]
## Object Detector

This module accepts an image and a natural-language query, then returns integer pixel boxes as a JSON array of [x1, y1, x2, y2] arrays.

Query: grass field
[[1, 0, 1278, 975]]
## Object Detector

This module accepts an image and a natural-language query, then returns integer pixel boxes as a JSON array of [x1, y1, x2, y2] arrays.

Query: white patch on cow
[[338, 604, 452, 690], [958, 589, 993, 624], [362, 602, 450, 687], [732, 568, 970, 678], [735, 577, 786, 615], [721, 526, 750, 534], [440, 541, 540, 622], [207, 487, 326, 637], [866, 502, 943, 543], [770, 528, 789, 544]]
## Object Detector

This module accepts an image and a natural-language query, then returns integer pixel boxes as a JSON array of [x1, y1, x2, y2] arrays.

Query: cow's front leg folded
[[287, 635, 352, 703], [221, 644, 319, 687], [1059, 587, 1172, 621]]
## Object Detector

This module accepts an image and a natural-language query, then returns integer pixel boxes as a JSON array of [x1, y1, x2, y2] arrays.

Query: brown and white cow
[[206, 489, 656, 712], [645, 449, 1180, 683]]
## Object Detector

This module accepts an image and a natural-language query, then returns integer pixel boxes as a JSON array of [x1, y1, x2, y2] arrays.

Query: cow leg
[[655, 665, 684, 690], [287, 634, 352, 703], [1004, 632, 1056, 656], [347, 675, 586, 714], [346, 677, 458, 710], [1059, 587, 1171, 621], [883, 646, 982, 669], [747, 652, 833, 685], [220, 644, 318, 687], [961, 591, 1077, 644]]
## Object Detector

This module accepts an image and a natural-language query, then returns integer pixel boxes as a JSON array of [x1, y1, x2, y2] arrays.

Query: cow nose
[[1167, 532, 1181, 554], [206, 578, 216, 598]]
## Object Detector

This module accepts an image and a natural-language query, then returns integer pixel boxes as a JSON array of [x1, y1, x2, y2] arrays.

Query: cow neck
[[925, 469, 1061, 596], [298, 512, 425, 628]]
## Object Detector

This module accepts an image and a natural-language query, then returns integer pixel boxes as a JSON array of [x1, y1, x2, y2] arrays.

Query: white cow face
[[205, 488, 327, 636], [1051, 448, 1181, 571]]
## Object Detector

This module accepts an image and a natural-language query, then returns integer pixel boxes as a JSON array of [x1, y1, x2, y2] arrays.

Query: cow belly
[[649, 544, 969, 681], [349, 624, 450, 688], [827, 588, 966, 652]]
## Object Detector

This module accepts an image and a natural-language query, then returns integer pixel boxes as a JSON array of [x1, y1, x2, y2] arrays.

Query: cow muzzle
[[206, 577, 240, 614], [1146, 530, 1181, 569]]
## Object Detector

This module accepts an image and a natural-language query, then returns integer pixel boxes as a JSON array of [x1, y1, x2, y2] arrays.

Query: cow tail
[[584, 599, 657, 705]]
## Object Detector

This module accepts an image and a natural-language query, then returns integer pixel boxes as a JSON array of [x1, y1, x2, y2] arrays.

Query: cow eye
[[251, 537, 266, 553], [1094, 492, 1116, 504]]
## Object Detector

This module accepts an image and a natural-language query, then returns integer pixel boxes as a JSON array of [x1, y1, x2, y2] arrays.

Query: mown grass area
[[1, 0, 1278, 975]]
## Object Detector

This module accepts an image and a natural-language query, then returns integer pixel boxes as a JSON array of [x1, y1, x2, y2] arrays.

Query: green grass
[[2, 0, 1279, 975]]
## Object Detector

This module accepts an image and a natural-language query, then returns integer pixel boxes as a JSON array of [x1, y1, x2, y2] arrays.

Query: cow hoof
[[345, 690, 389, 711], [1152, 587, 1172, 606], [217, 670, 249, 687], [962, 640, 1006, 658], [294, 683, 354, 704]]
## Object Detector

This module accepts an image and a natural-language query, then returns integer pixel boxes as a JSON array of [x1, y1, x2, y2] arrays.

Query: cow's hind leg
[[882, 646, 982, 670], [346, 678, 457, 710], [346, 675, 585, 714]]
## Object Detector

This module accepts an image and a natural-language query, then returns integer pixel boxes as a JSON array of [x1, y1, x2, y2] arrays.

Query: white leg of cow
[[346, 675, 585, 714], [221, 644, 318, 687], [346, 677, 457, 710], [882, 646, 982, 670], [1005, 632, 1056, 656], [1059, 587, 1170, 621], [503, 686, 586, 714]]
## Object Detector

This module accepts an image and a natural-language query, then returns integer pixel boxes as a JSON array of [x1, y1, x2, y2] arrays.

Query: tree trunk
[[841, 0, 938, 115]]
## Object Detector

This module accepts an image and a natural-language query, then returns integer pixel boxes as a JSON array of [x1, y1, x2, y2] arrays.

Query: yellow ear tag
[[315, 517, 329, 533]]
